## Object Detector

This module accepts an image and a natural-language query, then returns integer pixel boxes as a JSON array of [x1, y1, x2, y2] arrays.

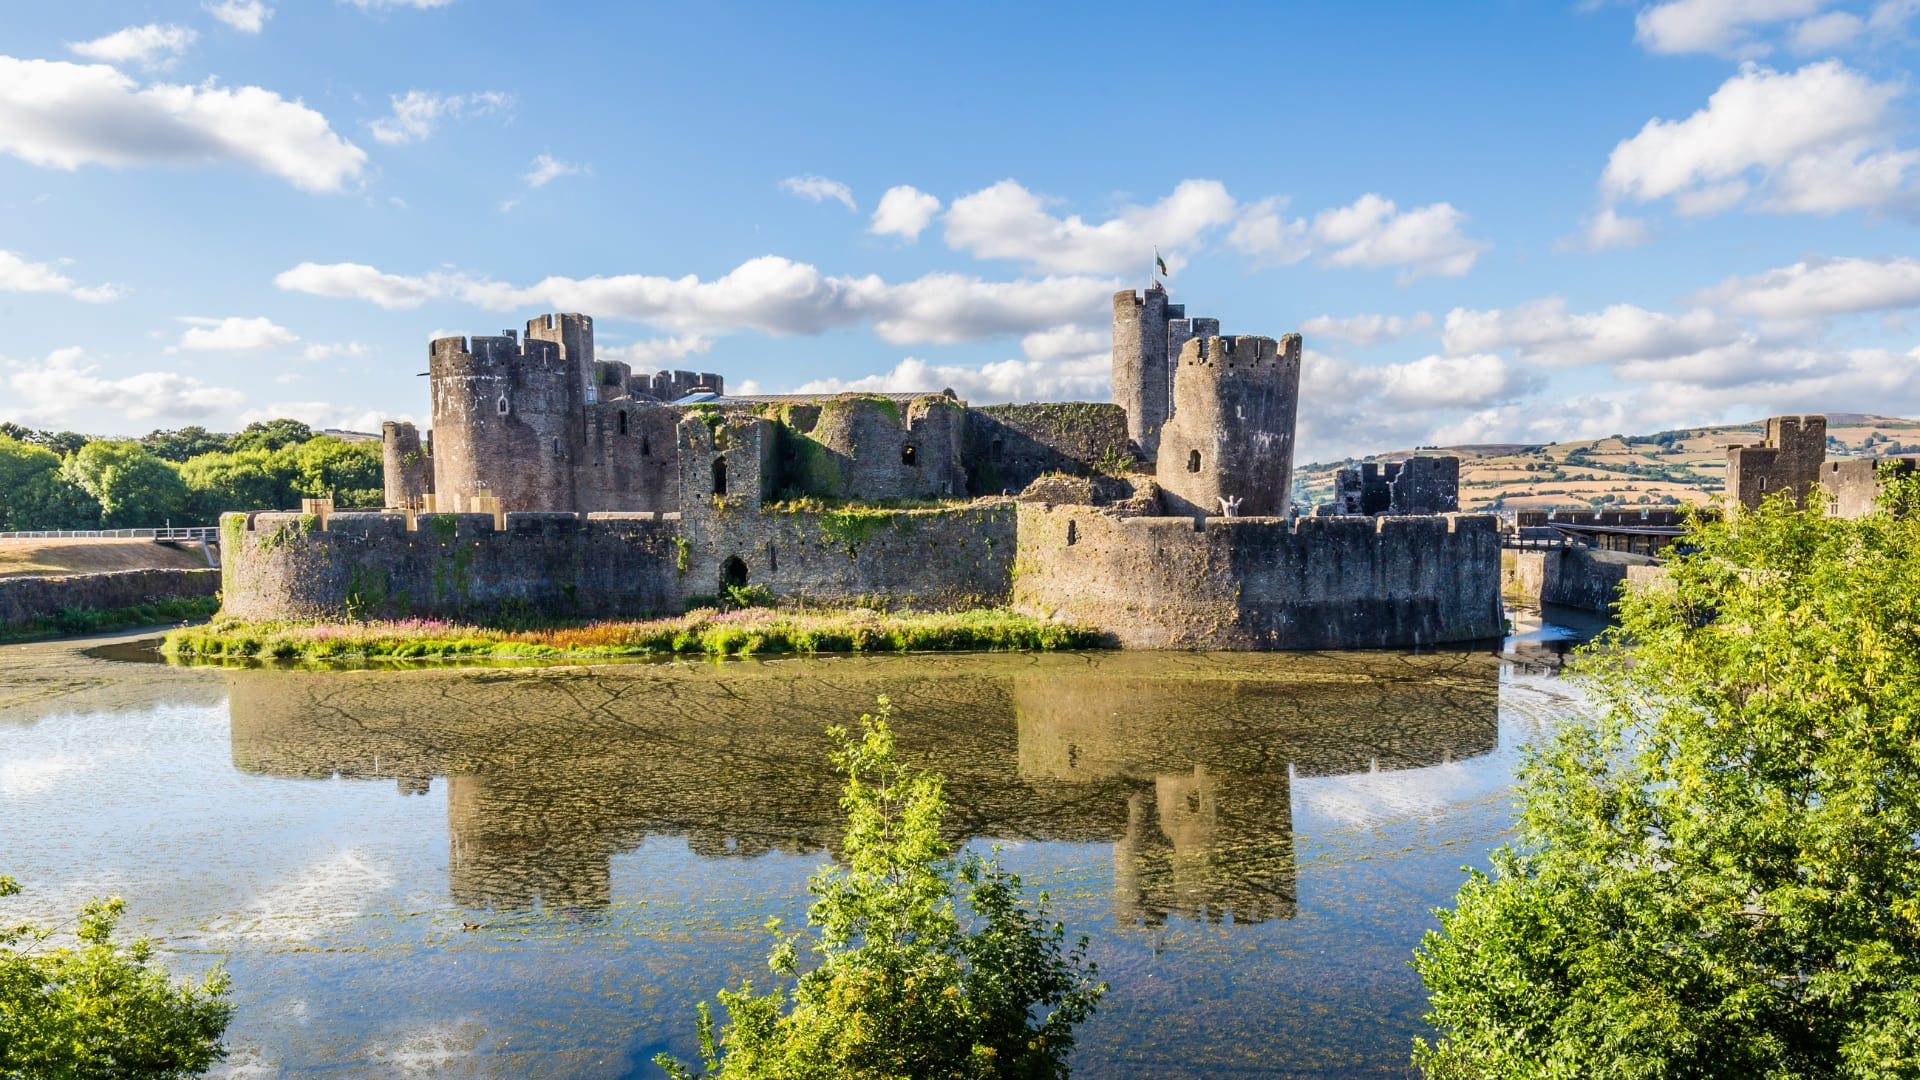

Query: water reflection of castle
[[223, 653, 1500, 925]]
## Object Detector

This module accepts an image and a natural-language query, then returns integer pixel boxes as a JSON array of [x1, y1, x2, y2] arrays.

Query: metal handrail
[[0, 526, 220, 542]]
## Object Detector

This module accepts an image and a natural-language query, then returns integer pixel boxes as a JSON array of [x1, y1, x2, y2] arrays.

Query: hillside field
[[1292, 414, 1920, 514]]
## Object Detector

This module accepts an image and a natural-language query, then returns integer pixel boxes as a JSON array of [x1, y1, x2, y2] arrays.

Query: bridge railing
[[0, 527, 221, 542]]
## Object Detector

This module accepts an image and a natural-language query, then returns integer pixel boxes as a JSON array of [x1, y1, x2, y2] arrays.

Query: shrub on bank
[[0, 596, 221, 645], [162, 606, 1104, 660]]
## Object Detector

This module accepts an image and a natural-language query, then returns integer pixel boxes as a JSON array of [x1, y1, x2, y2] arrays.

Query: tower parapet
[[1154, 334, 1303, 519]]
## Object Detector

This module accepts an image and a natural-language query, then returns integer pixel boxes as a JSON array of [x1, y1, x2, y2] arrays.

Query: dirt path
[[0, 539, 211, 579]]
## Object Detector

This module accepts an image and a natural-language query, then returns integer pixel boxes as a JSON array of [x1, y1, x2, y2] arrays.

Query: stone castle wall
[[1, 568, 220, 630], [1727, 414, 1827, 510], [961, 403, 1134, 496], [1011, 507, 1503, 649], [770, 396, 967, 502]]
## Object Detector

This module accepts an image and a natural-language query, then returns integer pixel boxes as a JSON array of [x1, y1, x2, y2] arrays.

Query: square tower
[[1726, 415, 1828, 510]]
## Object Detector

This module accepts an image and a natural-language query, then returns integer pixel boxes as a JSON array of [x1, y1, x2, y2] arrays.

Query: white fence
[[0, 527, 221, 542]]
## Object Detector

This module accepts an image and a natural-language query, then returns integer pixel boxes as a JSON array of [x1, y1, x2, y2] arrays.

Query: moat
[[0, 613, 1594, 1078]]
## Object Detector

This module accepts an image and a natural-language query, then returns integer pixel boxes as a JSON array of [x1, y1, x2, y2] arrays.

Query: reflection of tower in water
[[1110, 766, 1298, 926]]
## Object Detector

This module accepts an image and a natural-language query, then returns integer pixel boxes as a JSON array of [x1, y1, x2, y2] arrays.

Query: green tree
[[140, 427, 229, 463], [286, 437, 382, 507], [0, 424, 91, 458], [658, 700, 1105, 1080], [225, 419, 314, 454], [60, 442, 188, 528], [0, 436, 100, 530], [1413, 474, 1920, 1079], [0, 875, 232, 1078], [177, 449, 295, 521]]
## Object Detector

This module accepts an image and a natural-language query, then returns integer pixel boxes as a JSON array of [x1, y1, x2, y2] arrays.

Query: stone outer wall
[[962, 403, 1135, 496], [1011, 507, 1503, 649], [774, 396, 967, 502], [0, 568, 220, 629], [1539, 546, 1656, 612], [1819, 456, 1919, 519], [218, 511, 682, 622], [576, 402, 681, 512]]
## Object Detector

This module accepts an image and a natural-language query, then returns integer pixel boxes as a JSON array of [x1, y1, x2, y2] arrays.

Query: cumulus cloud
[[1559, 208, 1654, 252], [1688, 255, 1920, 319], [2, 347, 244, 425], [870, 185, 941, 240], [367, 90, 509, 145], [0, 58, 367, 192], [67, 25, 197, 69], [274, 261, 440, 308], [239, 401, 408, 433], [1443, 298, 1744, 367], [277, 255, 1119, 345], [174, 316, 299, 351], [1601, 61, 1917, 216], [1634, 0, 1828, 57], [206, 0, 273, 33], [790, 354, 1110, 405], [0, 251, 119, 303], [1229, 193, 1487, 281], [945, 179, 1237, 275], [1299, 311, 1433, 345], [780, 174, 855, 211], [598, 334, 714, 367], [1293, 348, 1543, 461], [1017, 323, 1107, 363]]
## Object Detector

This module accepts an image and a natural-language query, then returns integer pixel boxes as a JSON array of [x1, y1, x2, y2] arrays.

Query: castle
[[225, 288, 1504, 650], [1725, 414, 1919, 517]]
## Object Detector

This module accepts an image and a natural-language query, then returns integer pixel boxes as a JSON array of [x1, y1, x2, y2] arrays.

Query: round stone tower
[[428, 333, 583, 512], [380, 420, 431, 508], [1112, 288, 1176, 462], [1154, 333, 1303, 518]]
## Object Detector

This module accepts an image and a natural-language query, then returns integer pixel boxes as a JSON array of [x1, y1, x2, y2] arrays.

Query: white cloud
[[1018, 323, 1106, 363], [175, 316, 298, 351], [1559, 208, 1653, 252], [870, 185, 941, 239], [1634, 0, 1827, 57], [780, 174, 855, 211], [1308, 195, 1488, 282], [0, 251, 119, 302], [302, 341, 369, 361], [945, 178, 1236, 275], [342, 0, 457, 8], [790, 354, 1110, 405], [1294, 348, 1544, 461], [367, 90, 509, 145], [1791, 10, 1867, 49], [1226, 196, 1310, 268], [274, 261, 441, 308], [279, 255, 1120, 345], [1374, 353, 1541, 411], [1299, 311, 1433, 345], [598, 334, 714, 367], [67, 25, 197, 70], [239, 401, 412, 433], [206, 0, 273, 33], [0, 58, 367, 193], [1688, 255, 1920, 319], [2, 347, 244, 425], [523, 153, 581, 188], [1443, 298, 1743, 367], [1601, 61, 1917, 216]]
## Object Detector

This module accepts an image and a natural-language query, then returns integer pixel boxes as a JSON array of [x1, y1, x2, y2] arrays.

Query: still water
[[0, 612, 1594, 1079]]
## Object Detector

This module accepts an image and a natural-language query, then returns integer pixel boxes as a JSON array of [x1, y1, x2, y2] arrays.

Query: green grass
[[162, 606, 1107, 662], [0, 595, 221, 645]]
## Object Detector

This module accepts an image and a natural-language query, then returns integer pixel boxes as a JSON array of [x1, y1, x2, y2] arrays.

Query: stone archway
[[721, 556, 749, 591]]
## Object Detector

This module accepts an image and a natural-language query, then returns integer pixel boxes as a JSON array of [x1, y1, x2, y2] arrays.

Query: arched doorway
[[721, 556, 749, 590]]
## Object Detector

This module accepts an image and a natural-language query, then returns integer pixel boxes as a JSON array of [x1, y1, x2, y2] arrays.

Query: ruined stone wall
[[0, 568, 220, 630], [575, 401, 681, 512], [381, 421, 431, 508], [429, 334, 583, 513], [218, 511, 682, 621], [961, 403, 1134, 496], [1012, 507, 1502, 649], [678, 413, 776, 511], [773, 396, 966, 501], [1155, 335, 1302, 519], [1727, 414, 1827, 510], [678, 503, 1019, 609], [1818, 456, 1919, 519], [1390, 456, 1459, 514]]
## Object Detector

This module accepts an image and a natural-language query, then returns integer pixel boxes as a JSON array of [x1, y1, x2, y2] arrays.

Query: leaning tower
[[1154, 334, 1303, 518], [427, 331, 584, 513]]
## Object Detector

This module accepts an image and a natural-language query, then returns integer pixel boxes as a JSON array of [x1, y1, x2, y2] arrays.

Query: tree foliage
[[1414, 473, 1920, 1079], [59, 442, 189, 529], [657, 700, 1106, 1080], [0, 874, 232, 1079], [225, 419, 316, 455]]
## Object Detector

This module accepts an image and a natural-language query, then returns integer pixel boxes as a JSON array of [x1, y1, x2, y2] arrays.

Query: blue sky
[[4, 0, 1920, 460]]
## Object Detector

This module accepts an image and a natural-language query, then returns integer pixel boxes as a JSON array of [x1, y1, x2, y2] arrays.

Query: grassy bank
[[162, 606, 1105, 660], [0, 596, 222, 645]]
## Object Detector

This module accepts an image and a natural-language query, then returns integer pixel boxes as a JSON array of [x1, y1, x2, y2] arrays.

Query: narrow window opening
[[902, 445, 917, 466], [618, 410, 628, 435], [990, 439, 1003, 463], [496, 396, 510, 416], [766, 542, 777, 573], [641, 435, 651, 456], [552, 438, 561, 456], [721, 556, 748, 589], [712, 458, 727, 495], [1186, 791, 1202, 814], [1066, 520, 1078, 546], [1759, 476, 1768, 492], [1188, 449, 1201, 473]]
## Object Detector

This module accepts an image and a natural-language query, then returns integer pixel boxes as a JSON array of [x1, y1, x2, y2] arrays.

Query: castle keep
[[228, 290, 1504, 650]]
